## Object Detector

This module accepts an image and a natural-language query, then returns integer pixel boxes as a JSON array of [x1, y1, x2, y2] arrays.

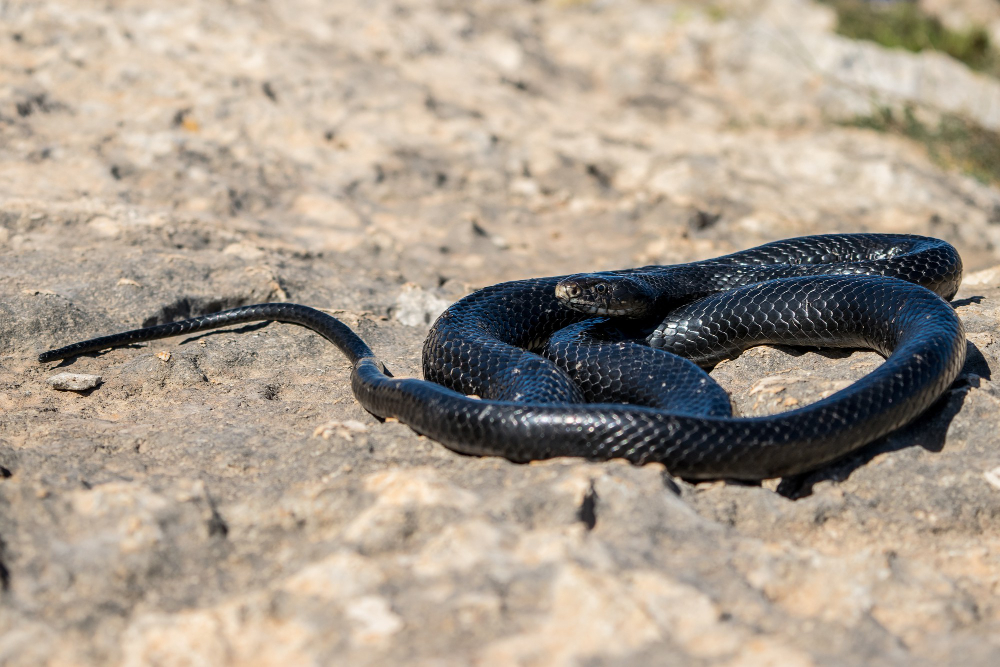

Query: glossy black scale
[[39, 234, 966, 480]]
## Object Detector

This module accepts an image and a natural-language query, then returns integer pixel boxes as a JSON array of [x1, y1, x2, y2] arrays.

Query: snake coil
[[40, 234, 966, 480]]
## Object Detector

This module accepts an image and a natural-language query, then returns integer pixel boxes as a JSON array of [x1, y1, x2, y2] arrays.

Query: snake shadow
[[775, 338, 990, 499], [950, 295, 984, 308]]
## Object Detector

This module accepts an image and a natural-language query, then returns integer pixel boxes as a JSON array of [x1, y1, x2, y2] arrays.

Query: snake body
[[39, 234, 966, 480]]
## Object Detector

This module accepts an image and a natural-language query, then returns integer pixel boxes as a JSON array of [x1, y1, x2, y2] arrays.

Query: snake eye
[[595, 284, 607, 294]]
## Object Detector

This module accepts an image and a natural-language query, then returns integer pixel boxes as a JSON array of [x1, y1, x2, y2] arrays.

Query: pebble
[[47, 372, 102, 392], [393, 284, 451, 328]]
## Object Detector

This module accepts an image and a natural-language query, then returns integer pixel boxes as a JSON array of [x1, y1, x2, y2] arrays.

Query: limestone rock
[[3, 1, 1000, 665]]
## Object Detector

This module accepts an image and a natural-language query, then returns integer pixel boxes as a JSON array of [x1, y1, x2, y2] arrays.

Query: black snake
[[39, 234, 966, 480]]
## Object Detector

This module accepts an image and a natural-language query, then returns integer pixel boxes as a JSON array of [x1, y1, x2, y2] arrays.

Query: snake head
[[554, 275, 655, 317]]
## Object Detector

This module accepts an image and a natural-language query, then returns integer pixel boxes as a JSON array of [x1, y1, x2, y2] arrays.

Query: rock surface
[[2, 0, 1000, 665]]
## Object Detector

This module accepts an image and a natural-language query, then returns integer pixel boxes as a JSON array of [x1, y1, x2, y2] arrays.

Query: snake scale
[[39, 233, 966, 480]]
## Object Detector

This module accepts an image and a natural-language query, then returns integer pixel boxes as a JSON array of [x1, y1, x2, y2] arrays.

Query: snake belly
[[39, 234, 966, 480]]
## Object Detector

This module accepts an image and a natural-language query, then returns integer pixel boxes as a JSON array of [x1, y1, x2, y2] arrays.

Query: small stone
[[393, 284, 450, 328], [47, 372, 102, 392], [313, 419, 369, 440], [156, 351, 171, 362], [983, 466, 1000, 491]]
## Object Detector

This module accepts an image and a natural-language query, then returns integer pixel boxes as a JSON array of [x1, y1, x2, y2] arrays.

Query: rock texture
[[2, 0, 1000, 664]]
